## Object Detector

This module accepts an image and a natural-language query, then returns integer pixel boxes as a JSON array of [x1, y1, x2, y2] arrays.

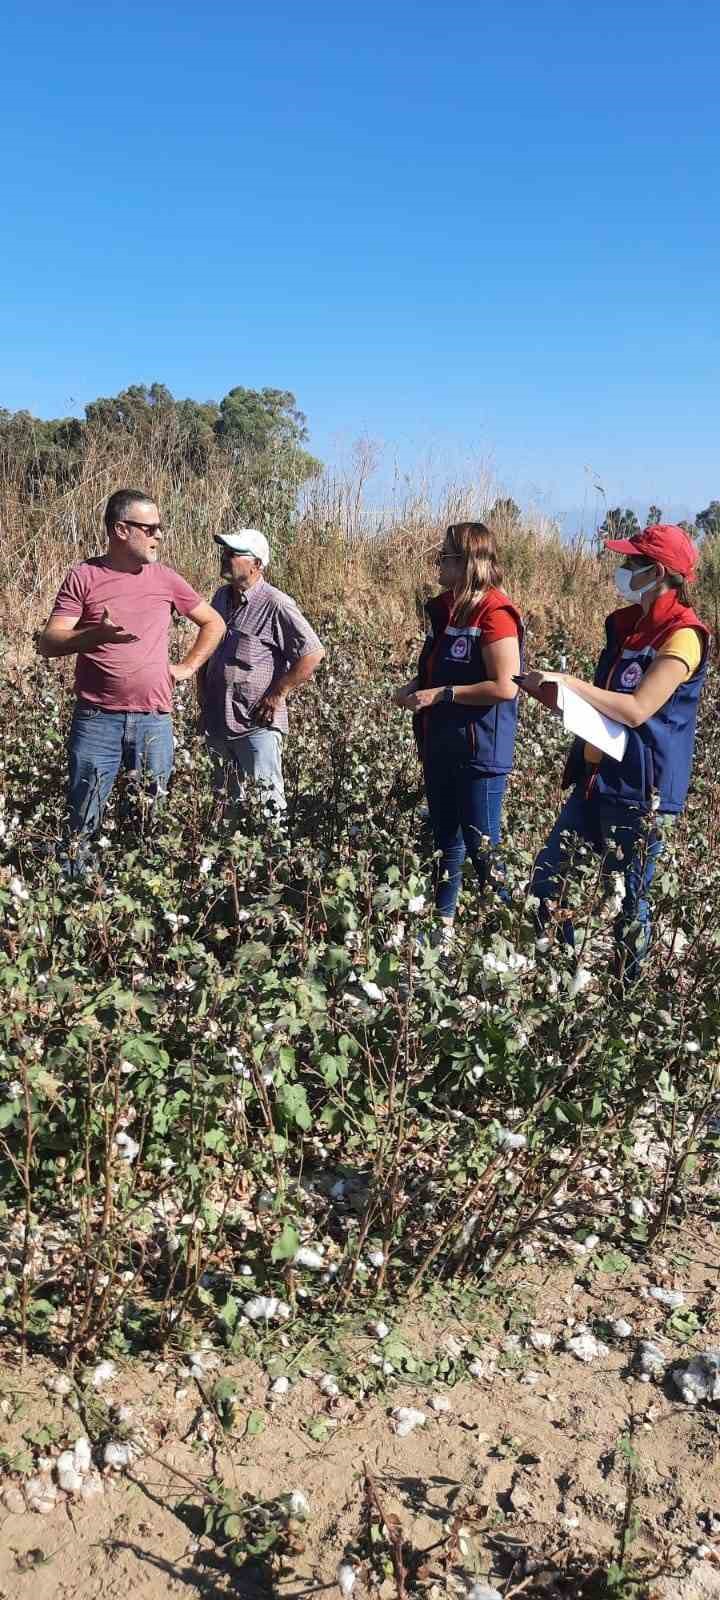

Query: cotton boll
[[529, 1328, 554, 1352], [319, 1374, 340, 1398], [496, 1128, 527, 1151], [293, 1246, 325, 1270], [570, 966, 592, 997], [89, 1360, 116, 1390], [648, 1286, 685, 1309], [104, 1440, 134, 1470], [288, 1490, 310, 1519], [26, 1475, 58, 1514], [56, 1451, 83, 1493], [671, 1350, 720, 1406], [359, 978, 385, 1003], [337, 1561, 357, 1597], [565, 1333, 608, 1364], [115, 1132, 140, 1163], [270, 1376, 290, 1397], [636, 1341, 667, 1382], [72, 1437, 92, 1474], [243, 1295, 291, 1322], [391, 1406, 426, 1436], [367, 1248, 385, 1268], [46, 1374, 72, 1397], [368, 1320, 390, 1340]]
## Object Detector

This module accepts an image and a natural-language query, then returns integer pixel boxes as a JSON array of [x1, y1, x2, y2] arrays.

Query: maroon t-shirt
[[50, 558, 202, 712]]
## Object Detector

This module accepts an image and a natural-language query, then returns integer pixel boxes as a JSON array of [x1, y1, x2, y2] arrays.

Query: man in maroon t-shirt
[[37, 487, 225, 866]]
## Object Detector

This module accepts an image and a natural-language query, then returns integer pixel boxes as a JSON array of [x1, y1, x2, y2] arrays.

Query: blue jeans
[[531, 783, 665, 979], [423, 727, 508, 918], [206, 729, 286, 816], [67, 704, 174, 845]]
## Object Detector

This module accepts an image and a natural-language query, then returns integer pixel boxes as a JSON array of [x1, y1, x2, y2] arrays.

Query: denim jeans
[[531, 782, 666, 979], [205, 729, 286, 817], [423, 726, 508, 918], [67, 703, 174, 846]]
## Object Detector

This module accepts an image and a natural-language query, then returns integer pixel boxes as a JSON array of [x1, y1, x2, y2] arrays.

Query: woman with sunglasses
[[523, 525, 709, 983], [394, 522, 523, 941]]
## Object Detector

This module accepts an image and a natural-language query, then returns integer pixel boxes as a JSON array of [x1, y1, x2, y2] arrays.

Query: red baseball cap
[[604, 523, 699, 581]]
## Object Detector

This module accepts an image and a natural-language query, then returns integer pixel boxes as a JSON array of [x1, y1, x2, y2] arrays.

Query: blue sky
[[2, 0, 718, 524]]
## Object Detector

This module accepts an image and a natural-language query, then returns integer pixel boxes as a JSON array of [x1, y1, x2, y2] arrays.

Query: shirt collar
[[232, 576, 266, 611]]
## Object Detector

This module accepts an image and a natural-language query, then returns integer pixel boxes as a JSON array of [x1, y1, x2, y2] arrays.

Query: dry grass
[[0, 422, 661, 662]]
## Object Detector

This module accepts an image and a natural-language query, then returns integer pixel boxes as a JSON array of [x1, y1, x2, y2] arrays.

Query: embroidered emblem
[[620, 660, 644, 689], [450, 637, 469, 660]]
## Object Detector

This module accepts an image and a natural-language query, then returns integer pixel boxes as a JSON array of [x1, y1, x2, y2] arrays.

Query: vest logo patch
[[450, 636, 470, 660], [619, 660, 644, 689]]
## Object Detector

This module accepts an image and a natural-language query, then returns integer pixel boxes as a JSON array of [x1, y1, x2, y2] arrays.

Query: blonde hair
[[445, 522, 502, 625]]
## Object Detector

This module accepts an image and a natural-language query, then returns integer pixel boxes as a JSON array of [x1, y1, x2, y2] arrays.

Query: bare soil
[[1, 1221, 720, 1600]]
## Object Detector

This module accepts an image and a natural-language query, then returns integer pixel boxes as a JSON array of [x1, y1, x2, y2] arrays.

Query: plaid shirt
[[203, 579, 322, 737]]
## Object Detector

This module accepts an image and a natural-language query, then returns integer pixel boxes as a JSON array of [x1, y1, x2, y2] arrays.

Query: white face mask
[[614, 563, 657, 602]]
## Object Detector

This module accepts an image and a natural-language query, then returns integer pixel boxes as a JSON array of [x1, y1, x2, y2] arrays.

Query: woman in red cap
[[523, 524, 709, 983]]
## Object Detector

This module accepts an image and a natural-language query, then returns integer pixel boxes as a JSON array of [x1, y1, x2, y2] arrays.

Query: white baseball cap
[[214, 528, 270, 566]]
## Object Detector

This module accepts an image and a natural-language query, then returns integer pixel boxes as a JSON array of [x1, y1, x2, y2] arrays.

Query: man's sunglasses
[[124, 520, 163, 535]]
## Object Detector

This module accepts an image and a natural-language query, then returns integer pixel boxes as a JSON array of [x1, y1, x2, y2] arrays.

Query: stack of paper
[[555, 682, 627, 762]]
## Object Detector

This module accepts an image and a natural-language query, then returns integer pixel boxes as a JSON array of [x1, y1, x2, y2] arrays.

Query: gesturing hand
[[96, 607, 139, 645]]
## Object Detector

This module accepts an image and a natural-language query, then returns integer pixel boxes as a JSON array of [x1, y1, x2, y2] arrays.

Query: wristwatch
[[440, 686, 455, 704]]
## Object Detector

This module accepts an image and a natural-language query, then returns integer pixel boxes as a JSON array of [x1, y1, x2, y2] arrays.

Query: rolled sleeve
[[274, 599, 323, 661]]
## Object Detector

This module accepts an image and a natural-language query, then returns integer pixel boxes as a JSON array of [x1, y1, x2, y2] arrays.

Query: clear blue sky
[[2, 0, 718, 523]]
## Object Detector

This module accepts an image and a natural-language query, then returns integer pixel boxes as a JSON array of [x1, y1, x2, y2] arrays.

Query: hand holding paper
[[513, 671, 562, 713], [515, 673, 628, 761]]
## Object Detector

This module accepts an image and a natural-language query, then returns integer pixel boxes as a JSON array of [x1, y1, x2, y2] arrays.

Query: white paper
[[555, 683, 628, 762]]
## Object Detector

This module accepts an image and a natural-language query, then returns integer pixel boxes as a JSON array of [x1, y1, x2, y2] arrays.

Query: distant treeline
[[0, 383, 320, 492]]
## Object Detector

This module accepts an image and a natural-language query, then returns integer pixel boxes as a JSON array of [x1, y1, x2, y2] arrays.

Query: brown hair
[[666, 571, 692, 606], [445, 522, 502, 625]]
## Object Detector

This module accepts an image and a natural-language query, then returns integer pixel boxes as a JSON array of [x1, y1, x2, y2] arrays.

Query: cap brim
[[215, 537, 252, 553], [604, 538, 641, 554]]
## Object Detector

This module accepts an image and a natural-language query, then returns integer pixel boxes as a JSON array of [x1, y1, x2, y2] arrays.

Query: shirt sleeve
[[50, 566, 88, 620], [481, 607, 521, 645], [657, 627, 704, 678], [273, 598, 323, 661], [168, 571, 204, 617]]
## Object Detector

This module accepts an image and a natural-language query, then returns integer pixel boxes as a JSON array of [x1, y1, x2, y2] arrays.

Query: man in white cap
[[200, 528, 324, 814]]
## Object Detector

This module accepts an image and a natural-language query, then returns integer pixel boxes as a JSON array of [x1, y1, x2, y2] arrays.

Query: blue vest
[[564, 593, 709, 814], [417, 588, 524, 776]]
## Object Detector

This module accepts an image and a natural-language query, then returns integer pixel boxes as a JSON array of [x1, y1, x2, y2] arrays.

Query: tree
[[646, 505, 663, 527], [489, 496, 522, 531], [599, 508, 641, 540], [85, 383, 174, 435], [696, 501, 720, 540], [215, 387, 308, 453]]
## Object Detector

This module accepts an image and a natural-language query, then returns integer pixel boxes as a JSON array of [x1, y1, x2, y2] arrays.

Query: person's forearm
[[39, 624, 106, 658], [273, 652, 324, 697], [177, 618, 226, 675], [448, 679, 518, 706], [562, 675, 643, 727]]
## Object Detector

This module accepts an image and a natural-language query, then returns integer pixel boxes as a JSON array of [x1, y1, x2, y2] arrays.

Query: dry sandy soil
[[1, 1221, 719, 1600]]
